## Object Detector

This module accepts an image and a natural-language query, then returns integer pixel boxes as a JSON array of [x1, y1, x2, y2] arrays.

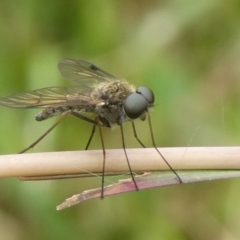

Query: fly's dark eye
[[136, 86, 154, 104], [124, 93, 148, 119], [124, 87, 155, 119]]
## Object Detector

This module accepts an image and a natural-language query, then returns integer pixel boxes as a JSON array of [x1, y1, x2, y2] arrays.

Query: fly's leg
[[70, 112, 97, 150], [131, 121, 146, 148], [120, 123, 139, 191], [19, 113, 70, 153], [85, 125, 96, 150], [96, 117, 106, 199], [147, 113, 183, 183], [70, 112, 107, 198]]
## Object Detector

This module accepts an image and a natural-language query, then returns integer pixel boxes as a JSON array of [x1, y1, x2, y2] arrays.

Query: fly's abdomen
[[35, 107, 70, 121]]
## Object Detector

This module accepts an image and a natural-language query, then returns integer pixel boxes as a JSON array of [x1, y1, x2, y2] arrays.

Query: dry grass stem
[[0, 147, 240, 179]]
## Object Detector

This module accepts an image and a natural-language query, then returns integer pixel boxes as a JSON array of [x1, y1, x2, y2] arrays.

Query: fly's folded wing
[[0, 86, 97, 108]]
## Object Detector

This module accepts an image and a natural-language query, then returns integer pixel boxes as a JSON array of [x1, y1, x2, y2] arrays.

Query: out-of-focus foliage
[[0, 1, 240, 239]]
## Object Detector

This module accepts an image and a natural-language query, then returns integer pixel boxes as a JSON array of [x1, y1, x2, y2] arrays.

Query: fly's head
[[123, 86, 154, 122]]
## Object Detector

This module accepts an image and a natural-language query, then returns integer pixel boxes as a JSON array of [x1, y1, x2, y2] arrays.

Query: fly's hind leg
[[70, 111, 98, 150], [19, 113, 70, 153]]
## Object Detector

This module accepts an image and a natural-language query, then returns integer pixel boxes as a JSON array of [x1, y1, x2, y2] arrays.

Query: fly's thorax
[[92, 80, 136, 126], [94, 80, 135, 104], [95, 101, 124, 126]]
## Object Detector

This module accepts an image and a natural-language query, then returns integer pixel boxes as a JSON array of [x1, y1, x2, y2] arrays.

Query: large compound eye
[[124, 86, 155, 119], [136, 86, 154, 104], [124, 93, 148, 119]]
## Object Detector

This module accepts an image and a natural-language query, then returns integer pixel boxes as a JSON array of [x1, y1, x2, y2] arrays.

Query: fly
[[0, 58, 183, 198]]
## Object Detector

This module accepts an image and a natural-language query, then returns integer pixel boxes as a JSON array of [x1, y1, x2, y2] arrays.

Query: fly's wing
[[0, 86, 98, 108], [0, 58, 115, 109], [58, 58, 117, 86]]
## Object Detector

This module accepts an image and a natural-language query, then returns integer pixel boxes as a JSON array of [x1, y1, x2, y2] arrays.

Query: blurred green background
[[1, 0, 240, 239]]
